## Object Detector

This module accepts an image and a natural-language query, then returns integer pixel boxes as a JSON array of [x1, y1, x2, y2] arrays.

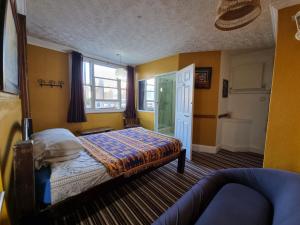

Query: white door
[[175, 64, 195, 160]]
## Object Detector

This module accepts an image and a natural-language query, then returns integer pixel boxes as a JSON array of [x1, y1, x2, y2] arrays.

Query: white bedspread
[[50, 150, 112, 204]]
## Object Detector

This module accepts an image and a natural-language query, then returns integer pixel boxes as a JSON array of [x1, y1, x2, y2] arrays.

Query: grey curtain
[[67, 51, 87, 123], [124, 66, 137, 118]]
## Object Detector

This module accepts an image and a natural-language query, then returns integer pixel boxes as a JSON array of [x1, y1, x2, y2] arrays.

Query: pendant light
[[215, 0, 262, 31]]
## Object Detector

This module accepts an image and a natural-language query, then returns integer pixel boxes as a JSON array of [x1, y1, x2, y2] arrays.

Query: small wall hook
[[37, 79, 64, 88]]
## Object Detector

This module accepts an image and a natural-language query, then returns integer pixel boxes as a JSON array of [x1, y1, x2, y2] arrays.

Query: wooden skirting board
[[192, 144, 218, 154]]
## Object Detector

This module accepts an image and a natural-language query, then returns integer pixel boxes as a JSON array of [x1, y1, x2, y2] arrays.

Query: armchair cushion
[[195, 183, 272, 225]]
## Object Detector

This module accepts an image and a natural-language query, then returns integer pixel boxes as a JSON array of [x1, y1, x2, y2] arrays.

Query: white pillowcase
[[31, 128, 83, 169], [44, 153, 80, 164]]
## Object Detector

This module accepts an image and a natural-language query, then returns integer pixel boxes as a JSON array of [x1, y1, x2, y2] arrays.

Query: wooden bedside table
[[78, 127, 114, 136]]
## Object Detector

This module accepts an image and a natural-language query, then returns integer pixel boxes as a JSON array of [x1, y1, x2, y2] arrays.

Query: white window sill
[[86, 109, 125, 114], [138, 110, 155, 113]]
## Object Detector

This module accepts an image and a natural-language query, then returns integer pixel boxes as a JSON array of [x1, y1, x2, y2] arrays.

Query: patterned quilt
[[78, 127, 182, 177]]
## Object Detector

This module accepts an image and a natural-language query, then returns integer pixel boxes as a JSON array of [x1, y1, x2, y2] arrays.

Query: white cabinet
[[231, 63, 264, 90], [220, 118, 252, 152]]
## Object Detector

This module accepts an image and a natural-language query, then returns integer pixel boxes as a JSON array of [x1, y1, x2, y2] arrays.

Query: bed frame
[[14, 118, 186, 223]]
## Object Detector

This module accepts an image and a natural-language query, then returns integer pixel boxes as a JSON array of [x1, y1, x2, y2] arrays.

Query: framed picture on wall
[[195, 67, 212, 89], [0, 0, 19, 94]]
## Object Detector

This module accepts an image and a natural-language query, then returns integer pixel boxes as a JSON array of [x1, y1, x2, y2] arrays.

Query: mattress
[[36, 150, 112, 205]]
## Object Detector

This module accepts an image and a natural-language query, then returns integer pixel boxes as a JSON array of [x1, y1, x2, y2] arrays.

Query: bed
[[35, 150, 112, 205], [14, 118, 186, 220]]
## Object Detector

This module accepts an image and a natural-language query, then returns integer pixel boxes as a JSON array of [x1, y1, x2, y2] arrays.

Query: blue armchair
[[153, 168, 300, 225]]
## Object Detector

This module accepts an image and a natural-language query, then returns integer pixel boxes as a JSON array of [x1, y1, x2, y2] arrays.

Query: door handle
[[184, 115, 190, 117]]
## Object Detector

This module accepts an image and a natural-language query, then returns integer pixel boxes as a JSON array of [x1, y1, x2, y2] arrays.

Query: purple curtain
[[67, 51, 87, 123], [124, 66, 137, 118]]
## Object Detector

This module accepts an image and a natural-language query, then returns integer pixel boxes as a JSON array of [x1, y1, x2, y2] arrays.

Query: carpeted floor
[[52, 150, 263, 225]]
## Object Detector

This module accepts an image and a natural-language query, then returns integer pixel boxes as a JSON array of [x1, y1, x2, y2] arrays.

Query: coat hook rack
[[37, 79, 64, 88]]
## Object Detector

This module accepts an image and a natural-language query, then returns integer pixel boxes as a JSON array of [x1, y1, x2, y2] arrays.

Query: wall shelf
[[230, 88, 271, 94]]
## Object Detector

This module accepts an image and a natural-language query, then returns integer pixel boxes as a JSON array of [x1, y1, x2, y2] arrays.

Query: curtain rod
[[83, 55, 128, 68]]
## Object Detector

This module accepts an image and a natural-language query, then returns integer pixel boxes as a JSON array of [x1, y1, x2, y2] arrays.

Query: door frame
[[154, 71, 177, 132]]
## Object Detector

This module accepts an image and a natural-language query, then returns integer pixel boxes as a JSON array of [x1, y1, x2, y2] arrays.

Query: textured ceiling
[[27, 0, 275, 65]]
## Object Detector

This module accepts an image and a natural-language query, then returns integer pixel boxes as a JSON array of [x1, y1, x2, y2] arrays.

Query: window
[[83, 60, 127, 112], [138, 78, 155, 111]]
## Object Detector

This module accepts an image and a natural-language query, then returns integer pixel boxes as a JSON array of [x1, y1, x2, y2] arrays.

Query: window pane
[[83, 62, 90, 85], [83, 61, 128, 112], [147, 84, 155, 91], [121, 100, 126, 109], [121, 89, 126, 100], [104, 88, 118, 100], [121, 80, 127, 89], [95, 87, 104, 99], [95, 78, 118, 88], [146, 91, 155, 101], [146, 101, 155, 111], [95, 101, 120, 109], [147, 78, 155, 86], [116, 68, 127, 80], [94, 64, 117, 79], [138, 79, 155, 111], [84, 85, 92, 108], [95, 78, 104, 86]]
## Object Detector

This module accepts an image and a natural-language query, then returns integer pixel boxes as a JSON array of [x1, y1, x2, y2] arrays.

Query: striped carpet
[[52, 150, 263, 225]]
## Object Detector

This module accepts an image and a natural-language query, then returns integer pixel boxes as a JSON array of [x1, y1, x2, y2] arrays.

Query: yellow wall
[[27, 45, 124, 133], [28, 46, 221, 145], [135, 55, 179, 130], [135, 51, 221, 146], [264, 4, 300, 172], [179, 52, 221, 146], [0, 93, 22, 225]]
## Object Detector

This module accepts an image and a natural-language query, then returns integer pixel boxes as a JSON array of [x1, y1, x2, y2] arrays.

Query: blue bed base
[[35, 167, 51, 205]]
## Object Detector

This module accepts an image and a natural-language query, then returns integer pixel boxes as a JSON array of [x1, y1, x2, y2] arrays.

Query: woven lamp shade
[[295, 11, 300, 41], [215, 0, 261, 31]]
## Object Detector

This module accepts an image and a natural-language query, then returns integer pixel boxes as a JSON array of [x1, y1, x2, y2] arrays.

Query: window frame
[[83, 58, 127, 113]]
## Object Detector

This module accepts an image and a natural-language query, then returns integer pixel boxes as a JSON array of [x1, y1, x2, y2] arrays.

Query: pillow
[[44, 152, 80, 164], [31, 128, 83, 169]]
